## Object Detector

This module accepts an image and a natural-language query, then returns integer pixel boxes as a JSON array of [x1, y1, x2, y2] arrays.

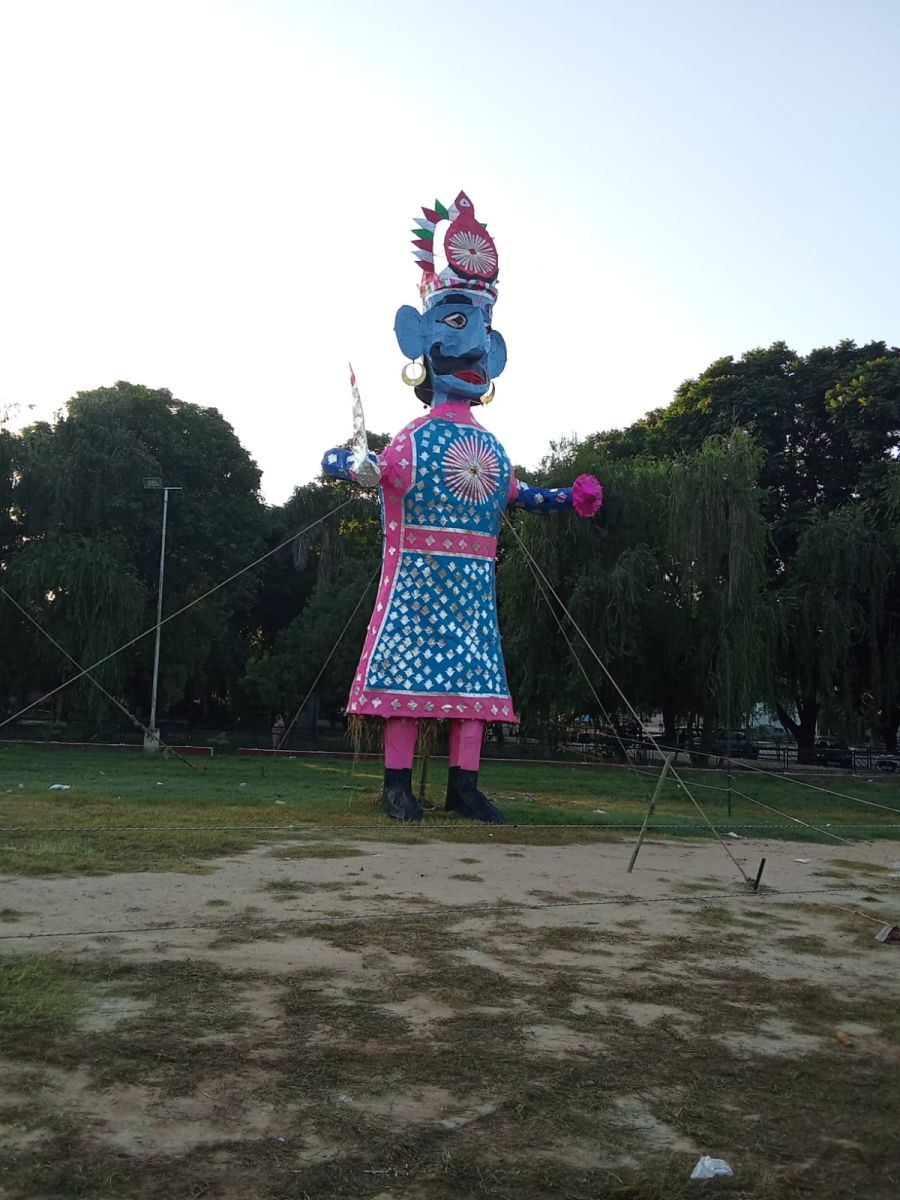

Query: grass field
[[1, 744, 899, 1198], [0, 742, 898, 877]]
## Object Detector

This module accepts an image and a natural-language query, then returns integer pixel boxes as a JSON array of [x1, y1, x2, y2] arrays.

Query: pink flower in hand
[[572, 474, 603, 518]]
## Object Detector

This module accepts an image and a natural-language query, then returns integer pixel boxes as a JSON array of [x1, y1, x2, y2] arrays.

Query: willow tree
[[782, 474, 900, 755], [666, 432, 774, 739], [498, 432, 773, 748], [551, 455, 686, 739], [874, 462, 900, 750], [622, 341, 900, 751], [497, 498, 582, 752]]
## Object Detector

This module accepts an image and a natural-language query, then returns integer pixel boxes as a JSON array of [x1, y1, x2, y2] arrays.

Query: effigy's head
[[394, 191, 507, 406]]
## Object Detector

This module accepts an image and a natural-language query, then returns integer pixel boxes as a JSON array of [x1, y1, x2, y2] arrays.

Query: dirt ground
[[1, 833, 899, 1199]]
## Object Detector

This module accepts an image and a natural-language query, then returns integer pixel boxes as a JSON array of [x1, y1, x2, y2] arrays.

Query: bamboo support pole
[[627, 754, 673, 874]]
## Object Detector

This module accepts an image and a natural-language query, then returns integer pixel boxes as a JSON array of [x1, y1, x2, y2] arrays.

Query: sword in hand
[[348, 363, 381, 488]]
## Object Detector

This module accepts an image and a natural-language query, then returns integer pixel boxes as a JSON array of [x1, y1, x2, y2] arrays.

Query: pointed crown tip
[[409, 189, 498, 307]]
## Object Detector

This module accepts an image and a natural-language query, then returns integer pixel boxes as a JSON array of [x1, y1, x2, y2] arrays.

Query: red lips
[[453, 370, 484, 384]]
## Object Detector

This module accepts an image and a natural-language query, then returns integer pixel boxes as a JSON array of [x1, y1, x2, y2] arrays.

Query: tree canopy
[[2, 346, 898, 754], [4, 382, 266, 722], [522, 340, 900, 754]]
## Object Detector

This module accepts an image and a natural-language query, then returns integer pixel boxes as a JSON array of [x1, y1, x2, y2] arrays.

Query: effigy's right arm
[[321, 448, 382, 487]]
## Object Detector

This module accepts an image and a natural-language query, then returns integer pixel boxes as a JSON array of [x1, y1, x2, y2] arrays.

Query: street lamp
[[143, 478, 182, 752]]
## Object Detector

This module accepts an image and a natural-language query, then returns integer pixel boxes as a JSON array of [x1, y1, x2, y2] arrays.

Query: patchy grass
[[262, 879, 307, 896], [1, 896, 899, 1199], [1, 954, 255, 1091], [1, 749, 898, 1191], [692, 903, 745, 927], [267, 842, 369, 860], [828, 857, 896, 876], [520, 925, 606, 953], [0, 955, 91, 1044], [0, 814, 271, 877], [0, 804, 635, 877], [2, 739, 898, 877], [527, 887, 585, 903], [0, 1099, 80, 1136], [1, 742, 898, 856], [777, 933, 839, 956]]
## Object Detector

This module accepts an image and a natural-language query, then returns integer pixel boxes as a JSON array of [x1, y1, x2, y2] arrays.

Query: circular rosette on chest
[[443, 434, 501, 504]]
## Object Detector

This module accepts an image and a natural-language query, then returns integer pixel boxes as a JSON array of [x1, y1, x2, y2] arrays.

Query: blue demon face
[[394, 292, 507, 405]]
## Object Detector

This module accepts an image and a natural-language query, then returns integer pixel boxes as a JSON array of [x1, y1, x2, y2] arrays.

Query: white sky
[[1, 0, 898, 503]]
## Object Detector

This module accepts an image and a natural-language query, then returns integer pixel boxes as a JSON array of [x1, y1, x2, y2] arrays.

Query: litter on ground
[[690, 1155, 734, 1180]]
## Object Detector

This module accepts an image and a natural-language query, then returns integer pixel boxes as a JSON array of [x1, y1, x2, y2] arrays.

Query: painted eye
[[459, 197, 471, 207], [441, 312, 468, 329]]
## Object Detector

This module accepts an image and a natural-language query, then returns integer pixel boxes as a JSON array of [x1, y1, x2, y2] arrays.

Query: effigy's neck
[[431, 399, 476, 423]]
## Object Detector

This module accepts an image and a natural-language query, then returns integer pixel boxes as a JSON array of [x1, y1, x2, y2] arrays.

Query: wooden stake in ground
[[417, 752, 430, 808], [627, 754, 673, 874]]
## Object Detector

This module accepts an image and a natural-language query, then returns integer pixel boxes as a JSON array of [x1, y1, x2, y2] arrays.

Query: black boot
[[445, 766, 505, 825], [381, 768, 423, 822]]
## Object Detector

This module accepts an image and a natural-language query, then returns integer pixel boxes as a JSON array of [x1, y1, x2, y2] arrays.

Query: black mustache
[[429, 347, 486, 377]]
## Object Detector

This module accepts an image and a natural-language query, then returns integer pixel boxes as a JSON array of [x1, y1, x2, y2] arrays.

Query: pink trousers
[[383, 718, 485, 771]]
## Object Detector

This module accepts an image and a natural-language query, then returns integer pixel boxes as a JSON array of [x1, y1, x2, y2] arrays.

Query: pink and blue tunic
[[322, 401, 580, 724]]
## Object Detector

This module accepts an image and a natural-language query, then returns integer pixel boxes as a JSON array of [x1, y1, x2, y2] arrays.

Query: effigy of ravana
[[322, 191, 603, 824]]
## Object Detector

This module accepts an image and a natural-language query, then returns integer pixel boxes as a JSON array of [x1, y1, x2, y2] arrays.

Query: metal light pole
[[143, 478, 182, 752]]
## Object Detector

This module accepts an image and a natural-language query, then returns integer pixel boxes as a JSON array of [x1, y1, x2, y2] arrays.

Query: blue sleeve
[[510, 480, 574, 515], [321, 447, 357, 482]]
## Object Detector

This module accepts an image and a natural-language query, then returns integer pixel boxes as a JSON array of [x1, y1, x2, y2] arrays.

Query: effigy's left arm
[[507, 473, 603, 518]]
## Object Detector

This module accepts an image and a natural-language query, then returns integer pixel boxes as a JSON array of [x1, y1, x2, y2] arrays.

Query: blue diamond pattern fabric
[[365, 553, 508, 696]]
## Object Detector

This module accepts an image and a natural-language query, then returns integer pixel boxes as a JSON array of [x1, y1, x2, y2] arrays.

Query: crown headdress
[[411, 190, 499, 309]]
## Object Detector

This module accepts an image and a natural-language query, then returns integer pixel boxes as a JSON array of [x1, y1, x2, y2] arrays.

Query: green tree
[[238, 437, 389, 731], [242, 555, 378, 729], [8, 382, 266, 724], [3, 534, 144, 717], [500, 433, 773, 752], [0, 426, 17, 561], [600, 341, 900, 758], [0, 421, 24, 710]]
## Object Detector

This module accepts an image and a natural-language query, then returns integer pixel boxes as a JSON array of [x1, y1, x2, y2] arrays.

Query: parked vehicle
[[686, 730, 759, 759], [875, 753, 900, 773], [815, 737, 853, 768]]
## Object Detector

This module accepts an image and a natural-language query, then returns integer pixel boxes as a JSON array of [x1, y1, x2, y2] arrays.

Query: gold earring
[[480, 381, 496, 405], [401, 360, 427, 386]]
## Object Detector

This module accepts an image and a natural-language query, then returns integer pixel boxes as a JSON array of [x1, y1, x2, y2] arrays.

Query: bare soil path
[[1, 834, 898, 1198]]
